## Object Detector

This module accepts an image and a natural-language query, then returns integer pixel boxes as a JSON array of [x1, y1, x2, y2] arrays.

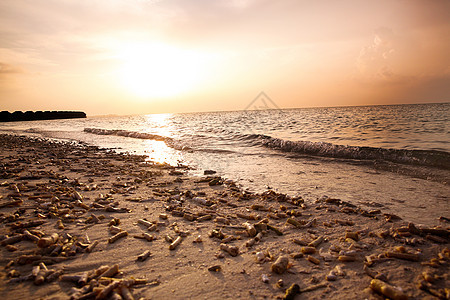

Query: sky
[[0, 0, 449, 116]]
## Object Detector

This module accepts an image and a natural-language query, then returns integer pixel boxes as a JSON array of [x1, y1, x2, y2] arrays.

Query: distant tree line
[[0, 111, 87, 122]]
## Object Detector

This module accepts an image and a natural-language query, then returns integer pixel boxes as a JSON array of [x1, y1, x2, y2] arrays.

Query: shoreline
[[0, 134, 448, 299]]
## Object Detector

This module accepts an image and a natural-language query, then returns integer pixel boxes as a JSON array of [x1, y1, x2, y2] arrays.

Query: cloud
[[0, 62, 24, 94], [0, 62, 22, 75], [357, 27, 397, 78], [0, 62, 24, 84], [220, 0, 261, 10]]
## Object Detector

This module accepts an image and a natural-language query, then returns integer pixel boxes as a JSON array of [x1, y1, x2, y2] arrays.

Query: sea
[[1, 102, 449, 226]]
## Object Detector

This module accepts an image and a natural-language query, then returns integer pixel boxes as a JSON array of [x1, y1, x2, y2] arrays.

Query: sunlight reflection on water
[[143, 140, 181, 165]]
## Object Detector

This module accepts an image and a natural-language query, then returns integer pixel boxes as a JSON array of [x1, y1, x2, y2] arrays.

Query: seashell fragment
[[120, 286, 135, 300], [37, 233, 59, 248], [208, 265, 221, 272], [165, 234, 174, 243], [73, 191, 83, 201], [147, 224, 157, 232], [219, 243, 239, 257], [184, 212, 197, 222], [134, 233, 155, 242], [345, 232, 359, 241], [209, 229, 225, 240], [243, 222, 257, 237], [137, 219, 152, 228], [292, 238, 309, 246], [304, 218, 317, 228], [45, 269, 64, 282], [109, 225, 122, 234], [100, 264, 119, 278], [108, 218, 120, 226], [32, 265, 41, 277], [137, 250, 151, 261], [385, 251, 421, 262], [326, 270, 337, 281], [245, 238, 256, 248], [85, 240, 99, 253], [1, 234, 24, 246], [60, 274, 84, 283], [308, 236, 324, 247], [196, 214, 212, 222], [306, 255, 320, 265], [56, 219, 64, 229], [255, 251, 266, 263], [7, 269, 20, 278], [215, 217, 230, 225], [338, 255, 356, 262], [108, 231, 128, 243], [283, 283, 300, 300], [254, 221, 268, 232], [422, 271, 436, 283], [109, 291, 123, 300], [369, 279, 408, 300], [169, 236, 182, 250], [276, 279, 284, 288], [301, 247, 316, 254], [271, 255, 289, 274], [267, 224, 283, 236], [96, 281, 121, 299], [236, 213, 259, 220], [23, 230, 40, 242], [425, 234, 447, 243], [192, 235, 203, 243], [16, 254, 42, 265], [5, 244, 18, 252], [286, 218, 302, 228]]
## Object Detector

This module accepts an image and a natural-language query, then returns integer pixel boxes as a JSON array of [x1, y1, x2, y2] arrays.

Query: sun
[[116, 42, 207, 98]]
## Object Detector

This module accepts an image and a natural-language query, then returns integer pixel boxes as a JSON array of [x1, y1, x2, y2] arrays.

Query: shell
[[37, 233, 59, 248], [169, 236, 182, 250], [306, 255, 320, 265], [85, 240, 99, 253], [108, 231, 128, 244], [219, 243, 239, 257], [284, 283, 300, 300], [137, 250, 151, 261], [369, 279, 408, 300], [271, 255, 289, 274]]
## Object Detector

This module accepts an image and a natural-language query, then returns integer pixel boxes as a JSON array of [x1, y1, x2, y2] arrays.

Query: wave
[[84, 128, 241, 155], [83, 128, 190, 150], [246, 134, 450, 169], [84, 128, 169, 142], [84, 128, 450, 169]]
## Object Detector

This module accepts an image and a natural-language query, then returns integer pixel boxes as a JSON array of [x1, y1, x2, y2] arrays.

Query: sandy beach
[[0, 134, 448, 299]]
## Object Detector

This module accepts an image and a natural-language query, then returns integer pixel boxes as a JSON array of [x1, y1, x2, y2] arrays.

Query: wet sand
[[0, 134, 448, 299]]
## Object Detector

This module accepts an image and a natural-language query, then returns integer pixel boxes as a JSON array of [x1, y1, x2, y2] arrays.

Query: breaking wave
[[83, 128, 237, 154], [83, 128, 190, 150], [85, 128, 169, 142], [246, 134, 450, 169], [84, 128, 450, 169]]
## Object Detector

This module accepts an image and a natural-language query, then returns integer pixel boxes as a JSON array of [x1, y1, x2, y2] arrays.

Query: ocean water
[[1, 103, 449, 226]]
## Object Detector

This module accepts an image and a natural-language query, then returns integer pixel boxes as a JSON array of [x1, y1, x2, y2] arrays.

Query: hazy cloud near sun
[[0, 62, 22, 75], [356, 27, 413, 85], [0, 0, 448, 114]]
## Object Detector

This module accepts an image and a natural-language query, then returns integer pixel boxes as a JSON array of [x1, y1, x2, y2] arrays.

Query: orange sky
[[1, 0, 449, 116]]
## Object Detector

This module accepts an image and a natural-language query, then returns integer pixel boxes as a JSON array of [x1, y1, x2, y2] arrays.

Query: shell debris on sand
[[0, 134, 449, 299]]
